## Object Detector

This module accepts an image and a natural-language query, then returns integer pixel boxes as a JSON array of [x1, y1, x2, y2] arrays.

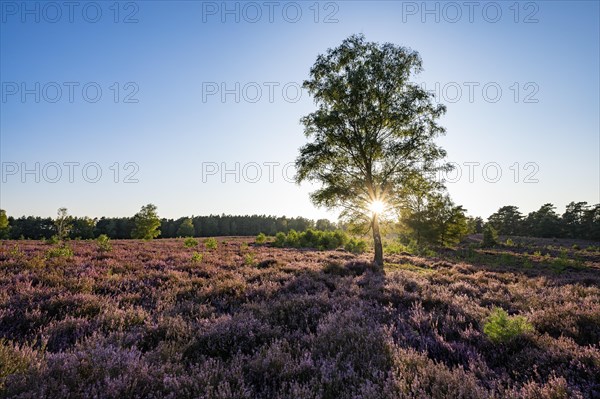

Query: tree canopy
[[131, 204, 161, 240], [0, 210, 9, 239], [296, 34, 449, 265]]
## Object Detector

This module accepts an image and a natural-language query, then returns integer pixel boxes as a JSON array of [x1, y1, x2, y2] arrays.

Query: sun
[[368, 200, 386, 215]]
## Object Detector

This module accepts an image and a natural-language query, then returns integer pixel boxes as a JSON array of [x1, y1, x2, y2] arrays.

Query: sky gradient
[[1, 0, 599, 221]]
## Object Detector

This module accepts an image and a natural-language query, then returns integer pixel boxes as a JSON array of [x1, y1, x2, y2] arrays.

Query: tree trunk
[[372, 213, 384, 267]]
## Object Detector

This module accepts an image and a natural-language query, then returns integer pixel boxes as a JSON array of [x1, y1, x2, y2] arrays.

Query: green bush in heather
[[183, 237, 198, 248], [204, 238, 218, 250], [271, 229, 365, 253], [484, 308, 534, 344]]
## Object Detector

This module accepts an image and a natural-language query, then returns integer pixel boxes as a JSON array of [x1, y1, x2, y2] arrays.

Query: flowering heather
[[0, 238, 598, 398]]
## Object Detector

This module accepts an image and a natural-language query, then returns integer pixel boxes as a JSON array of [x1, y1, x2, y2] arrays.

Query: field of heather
[[0, 238, 599, 398]]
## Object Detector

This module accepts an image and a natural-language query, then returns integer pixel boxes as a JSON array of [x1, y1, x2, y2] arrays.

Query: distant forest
[[1, 214, 335, 240], [1, 201, 598, 242]]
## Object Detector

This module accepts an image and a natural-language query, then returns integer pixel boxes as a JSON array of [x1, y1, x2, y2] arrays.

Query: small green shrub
[[255, 233, 267, 244], [274, 232, 286, 247], [204, 238, 218, 250], [482, 225, 498, 248], [271, 229, 356, 251], [549, 250, 575, 273], [244, 253, 256, 266], [505, 238, 514, 247], [96, 234, 112, 253], [46, 245, 74, 258], [384, 241, 409, 255], [8, 245, 24, 258], [183, 237, 198, 248], [191, 252, 203, 263], [483, 308, 534, 344], [344, 238, 368, 254], [46, 235, 61, 245], [286, 230, 300, 247]]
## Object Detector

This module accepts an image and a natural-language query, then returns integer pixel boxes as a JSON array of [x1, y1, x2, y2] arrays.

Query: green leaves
[[131, 204, 161, 240], [484, 308, 534, 344], [296, 34, 449, 219], [297, 34, 451, 265]]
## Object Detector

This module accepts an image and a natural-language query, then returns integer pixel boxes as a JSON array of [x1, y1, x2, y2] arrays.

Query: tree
[[400, 191, 468, 246], [466, 216, 484, 234], [0, 209, 9, 239], [131, 204, 161, 240], [70, 217, 96, 239], [177, 218, 195, 237], [482, 224, 498, 247], [487, 206, 523, 236], [315, 219, 336, 231], [55, 207, 72, 241], [581, 203, 600, 240], [523, 203, 561, 238], [562, 201, 589, 238], [296, 34, 449, 266], [432, 197, 469, 246]]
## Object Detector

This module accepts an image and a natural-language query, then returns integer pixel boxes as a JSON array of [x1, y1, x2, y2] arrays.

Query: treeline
[[485, 202, 600, 241], [0, 211, 337, 240], [1, 200, 598, 243], [395, 199, 600, 246]]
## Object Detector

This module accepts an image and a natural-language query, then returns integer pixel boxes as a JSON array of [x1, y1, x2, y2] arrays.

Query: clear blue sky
[[1, 0, 598, 220]]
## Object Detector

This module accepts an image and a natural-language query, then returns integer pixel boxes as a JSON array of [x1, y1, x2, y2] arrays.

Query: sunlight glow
[[369, 200, 386, 215]]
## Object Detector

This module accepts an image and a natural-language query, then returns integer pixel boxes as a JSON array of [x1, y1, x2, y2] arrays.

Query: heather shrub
[[43, 293, 104, 320], [529, 301, 600, 346], [387, 345, 488, 399], [344, 261, 372, 276], [43, 317, 93, 352], [515, 375, 583, 399], [204, 237, 218, 250], [256, 259, 278, 269], [184, 314, 279, 360], [184, 237, 198, 248], [255, 233, 267, 244], [0, 339, 36, 389], [313, 307, 394, 396], [260, 293, 332, 333], [138, 315, 192, 352], [4, 342, 159, 398], [99, 306, 148, 332], [323, 261, 347, 276], [484, 308, 534, 344], [323, 260, 370, 276], [1, 237, 599, 397]]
